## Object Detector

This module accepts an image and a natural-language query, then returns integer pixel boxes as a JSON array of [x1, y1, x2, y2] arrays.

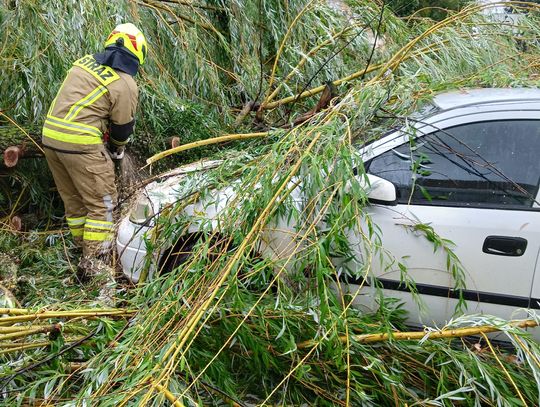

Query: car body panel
[[117, 217, 150, 282], [350, 92, 540, 330], [345, 203, 540, 324]]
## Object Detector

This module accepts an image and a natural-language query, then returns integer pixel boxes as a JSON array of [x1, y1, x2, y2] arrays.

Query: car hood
[[142, 159, 224, 206]]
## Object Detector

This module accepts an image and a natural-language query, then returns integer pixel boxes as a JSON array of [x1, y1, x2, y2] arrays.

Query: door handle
[[482, 236, 527, 257]]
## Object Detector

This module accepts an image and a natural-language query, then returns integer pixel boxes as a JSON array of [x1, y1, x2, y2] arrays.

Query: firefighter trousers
[[44, 147, 117, 258]]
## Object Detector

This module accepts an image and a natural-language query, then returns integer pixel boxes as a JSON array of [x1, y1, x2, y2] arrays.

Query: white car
[[118, 88, 540, 328], [478, 0, 522, 25]]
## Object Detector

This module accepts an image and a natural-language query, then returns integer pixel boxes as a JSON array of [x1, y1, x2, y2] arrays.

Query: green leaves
[[3, 0, 540, 405]]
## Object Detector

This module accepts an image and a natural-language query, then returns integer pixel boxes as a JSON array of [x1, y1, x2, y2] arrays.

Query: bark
[[9, 216, 21, 231], [0, 126, 42, 151], [170, 136, 181, 149], [0, 126, 43, 168], [234, 100, 257, 126], [293, 81, 339, 126]]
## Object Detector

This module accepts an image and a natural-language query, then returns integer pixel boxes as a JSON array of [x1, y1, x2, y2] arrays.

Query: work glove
[[107, 144, 125, 161]]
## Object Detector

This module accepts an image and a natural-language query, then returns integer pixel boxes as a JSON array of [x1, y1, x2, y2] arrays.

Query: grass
[[2, 0, 540, 406]]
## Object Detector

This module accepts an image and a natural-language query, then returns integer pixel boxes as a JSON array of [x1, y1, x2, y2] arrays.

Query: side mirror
[[362, 174, 397, 205]]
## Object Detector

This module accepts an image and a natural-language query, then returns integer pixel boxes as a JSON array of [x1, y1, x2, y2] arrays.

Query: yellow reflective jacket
[[42, 54, 138, 153]]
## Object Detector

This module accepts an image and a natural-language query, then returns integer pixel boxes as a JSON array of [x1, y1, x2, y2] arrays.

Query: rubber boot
[[77, 256, 116, 307]]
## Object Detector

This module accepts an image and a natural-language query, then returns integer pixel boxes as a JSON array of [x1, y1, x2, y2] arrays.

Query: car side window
[[366, 120, 540, 208]]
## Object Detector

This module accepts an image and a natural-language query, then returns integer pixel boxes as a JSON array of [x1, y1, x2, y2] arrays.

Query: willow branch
[[145, 132, 270, 166], [298, 319, 539, 348]]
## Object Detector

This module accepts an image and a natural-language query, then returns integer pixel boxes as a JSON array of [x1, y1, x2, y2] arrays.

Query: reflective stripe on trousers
[[83, 196, 115, 255], [67, 216, 86, 237]]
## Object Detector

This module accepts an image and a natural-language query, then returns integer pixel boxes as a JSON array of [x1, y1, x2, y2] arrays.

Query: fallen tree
[[0, 126, 42, 168], [2, 1, 540, 406]]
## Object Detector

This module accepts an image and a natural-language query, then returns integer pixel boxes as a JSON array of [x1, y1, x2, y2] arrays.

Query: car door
[[349, 116, 540, 326]]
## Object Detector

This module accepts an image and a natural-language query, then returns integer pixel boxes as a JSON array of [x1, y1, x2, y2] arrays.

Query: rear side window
[[367, 120, 540, 208]]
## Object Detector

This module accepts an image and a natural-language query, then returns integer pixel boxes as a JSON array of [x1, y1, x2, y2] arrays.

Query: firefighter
[[42, 23, 147, 294]]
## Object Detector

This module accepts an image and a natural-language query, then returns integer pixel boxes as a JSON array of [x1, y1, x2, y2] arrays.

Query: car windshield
[[354, 101, 440, 160]]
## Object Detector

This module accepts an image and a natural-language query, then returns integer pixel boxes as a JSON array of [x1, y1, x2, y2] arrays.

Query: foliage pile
[[1, 0, 540, 406]]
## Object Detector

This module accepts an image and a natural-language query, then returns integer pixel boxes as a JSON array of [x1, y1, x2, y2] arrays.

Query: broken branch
[[145, 132, 269, 166]]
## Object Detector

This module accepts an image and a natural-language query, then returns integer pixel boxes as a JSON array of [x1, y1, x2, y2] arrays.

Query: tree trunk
[[0, 126, 43, 167]]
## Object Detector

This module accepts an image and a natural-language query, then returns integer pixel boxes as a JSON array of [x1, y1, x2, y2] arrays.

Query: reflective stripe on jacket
[[42, 54, 138, 153]]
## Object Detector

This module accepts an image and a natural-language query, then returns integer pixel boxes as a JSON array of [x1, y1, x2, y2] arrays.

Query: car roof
[[360, 88, 540, 161], [432, 88, 540, 111]]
